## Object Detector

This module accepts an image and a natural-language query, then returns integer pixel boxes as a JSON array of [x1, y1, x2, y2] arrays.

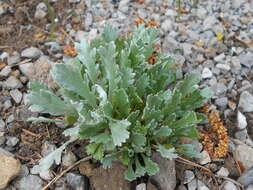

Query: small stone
[[39, 170, 53, 180], [18, 175, 43, 190], [10, 89, 23, 104], [246, 184, 253, 190], [188, 179, 197, 190], [238, 91, 253, 112], [199, 150, 211, 165], [0, 66, 11, 77], [21, 47, 41, 59], [6, 136, 19, 147], [150, 152, 176, 190], [19, 62, 33, 76], [216, 64, 231, 71], [69, 0, 80, 3], [18, 165, 29, 178], [41, 141, 57, 157], [0, 119, 5, 132], [201, 68, 212, 79], [233, 144, 253, 170], [214, 53, 225, 62], [4, 100, 12, 110], [6, 115, 15, 123], [238, 166, 253, 187], [203, 16, 217, 30], [197, 180, 209, 190], [34, 9, 47, 19], [119, 0, 129, 13], [0, 153, 21, 189], [215, 83, 227, 95], [0, 148, 14, 157], [66, 173, 86, 190], [239, 52, 253, 68], [4, 76, 23, 89], [216, 167, 229, 177], [62, 151, 77, 167], [237, 111, 247, 130], [215, 97, 228, 108], [35, 2, 47, 19], [183, 170, 195, 184], [222, 181, 238, 190], [161, 19, 173, 33], [136, 183, 146, 190], [7, 52, 21, 65]]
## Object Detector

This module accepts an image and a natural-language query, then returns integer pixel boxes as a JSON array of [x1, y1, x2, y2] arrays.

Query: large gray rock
[[150, 152, 176, 190], [238, 91, 253, 112]]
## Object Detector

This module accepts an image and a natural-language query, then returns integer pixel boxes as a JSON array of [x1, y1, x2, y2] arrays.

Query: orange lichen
[[199, 105, 229, 159], [63, 44, 77, 57]]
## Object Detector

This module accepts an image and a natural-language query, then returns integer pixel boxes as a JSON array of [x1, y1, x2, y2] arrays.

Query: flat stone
[[235, 129, 248, 141], [237, 111, 247, 130], [198, 150, 211, 165], [10, 89, 23, 104], [4, 76, 23, 89], [214, 53, 225, 62], [18, 175, 43, 190], [238, 91, 253, 112], [21, 47, 41, 59], [233, 144, 253, 170], [0, 153, 21, 189], [150, 152, 176, 190]]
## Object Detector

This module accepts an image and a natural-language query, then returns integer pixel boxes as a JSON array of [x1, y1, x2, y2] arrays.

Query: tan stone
[[0, 153, 21, 189]]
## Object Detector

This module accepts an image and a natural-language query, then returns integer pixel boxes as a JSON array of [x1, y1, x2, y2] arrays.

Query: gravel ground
[[0, 0, 253, 189]]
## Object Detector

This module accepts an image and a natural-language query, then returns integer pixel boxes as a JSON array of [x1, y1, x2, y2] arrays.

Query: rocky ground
[[0, 0, 253, 189]]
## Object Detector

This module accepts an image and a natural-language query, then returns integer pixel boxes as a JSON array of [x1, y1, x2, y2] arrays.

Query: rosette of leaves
[[27, 25, 213, 180]]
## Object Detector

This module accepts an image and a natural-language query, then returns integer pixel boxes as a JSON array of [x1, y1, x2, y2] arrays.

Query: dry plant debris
[[199, 105, 229, 159], [63, 44, 77, 57]]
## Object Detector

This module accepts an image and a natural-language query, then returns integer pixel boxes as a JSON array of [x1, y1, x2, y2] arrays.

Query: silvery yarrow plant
[[27, 25, 213, 180]]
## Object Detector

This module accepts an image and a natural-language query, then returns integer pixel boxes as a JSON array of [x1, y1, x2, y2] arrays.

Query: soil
[[0, 0, 82, 54]]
